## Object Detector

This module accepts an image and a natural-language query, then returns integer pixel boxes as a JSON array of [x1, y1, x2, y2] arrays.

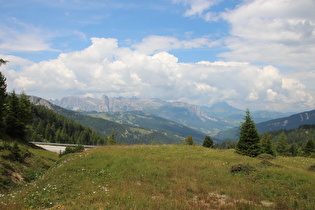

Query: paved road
[[36, 144, 66, 153]]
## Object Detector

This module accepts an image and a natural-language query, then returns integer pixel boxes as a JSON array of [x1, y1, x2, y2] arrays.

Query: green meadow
[[1, 145, 314, 209]]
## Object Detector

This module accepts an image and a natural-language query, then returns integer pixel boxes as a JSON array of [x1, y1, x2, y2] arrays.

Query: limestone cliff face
[[29, 96, 53, 109], [54, 95, 188, 113]]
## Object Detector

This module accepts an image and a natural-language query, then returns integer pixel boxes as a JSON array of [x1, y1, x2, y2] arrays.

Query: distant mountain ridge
[[52, 96, 230, 134], [86, 110, 212, 143], [256, 109, 315, 133], [51, 95, 290, 135]]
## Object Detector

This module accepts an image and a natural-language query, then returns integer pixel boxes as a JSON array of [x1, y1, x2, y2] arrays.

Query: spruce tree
[[0, 59, 8, 134], [303, 136, 315, 156], [236, 109, 261, 157], [5, 91, 25, 139], [203, 136, 214, 148], [260, 132, 276, 156]]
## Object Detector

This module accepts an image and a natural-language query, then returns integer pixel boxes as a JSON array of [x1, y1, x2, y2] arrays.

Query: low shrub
[[256, 160, 282, 168], [230, 163, 256, 175], [308, 164, 315, 172], [59, 145, 85, 157]]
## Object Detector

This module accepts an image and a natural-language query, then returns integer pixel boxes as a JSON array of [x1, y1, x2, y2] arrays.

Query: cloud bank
[[2, 37, 313, 111], [1, 0, 314, 112]]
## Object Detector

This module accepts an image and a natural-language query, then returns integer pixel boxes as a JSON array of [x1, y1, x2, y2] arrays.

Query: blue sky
[[1, 0, 315, 112]]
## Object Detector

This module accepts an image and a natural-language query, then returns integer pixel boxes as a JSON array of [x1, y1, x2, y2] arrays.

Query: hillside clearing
[[1, 145, 314, 209]]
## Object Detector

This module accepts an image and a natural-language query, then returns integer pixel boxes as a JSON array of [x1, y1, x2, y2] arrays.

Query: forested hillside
[[29, 105, 108, 145], [85, 110, 210, 143], [52, 108, 183, 145], [216, 109, 315, 141], [267, 124, 315, 157]]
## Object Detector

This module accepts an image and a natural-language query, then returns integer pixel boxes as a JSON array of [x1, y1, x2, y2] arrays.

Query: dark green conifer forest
[[29, 105, 108, 145]]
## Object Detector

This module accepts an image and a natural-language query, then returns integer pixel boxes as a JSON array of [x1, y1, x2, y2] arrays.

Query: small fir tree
[[260, 132, 276, 156], [236, 109, 261, 157], [183, 135, 194, 145], [303, 136, 315, 156], [276, 131, 288, 155], [107, 129, 116, 145], [203, 136, 214, 148], [11, 142, 21, 161]]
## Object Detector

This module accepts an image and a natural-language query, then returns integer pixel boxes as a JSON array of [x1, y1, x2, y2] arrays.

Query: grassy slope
[[0, 139, 58, 193], [1, 145, 314, 209]]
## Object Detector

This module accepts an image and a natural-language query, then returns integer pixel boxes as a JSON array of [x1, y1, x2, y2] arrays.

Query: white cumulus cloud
[[1, 36, 313, 111], [220, 0, 315, 70]]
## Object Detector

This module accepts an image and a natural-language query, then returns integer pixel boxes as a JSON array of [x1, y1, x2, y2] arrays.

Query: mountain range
[[32, 95, 314, 143], [51, 95, 290, 135], [29, 96, 208, 144]]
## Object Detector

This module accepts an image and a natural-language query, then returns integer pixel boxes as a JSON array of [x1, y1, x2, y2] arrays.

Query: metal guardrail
[[31, 142, 98, 148]]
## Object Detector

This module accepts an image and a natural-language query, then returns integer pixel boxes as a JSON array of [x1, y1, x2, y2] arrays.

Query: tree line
[[235, 109, 314, 157], [29, 105, 108, 145], [182, 109, 315, 158]]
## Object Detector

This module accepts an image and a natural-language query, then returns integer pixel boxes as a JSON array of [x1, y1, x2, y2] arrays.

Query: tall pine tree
[[5, 91, 25, 139], [236, 109, 261, 157], [276, 131, 288, 155], [107, 129, 116, 145], [0, 59, 8, 134]]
